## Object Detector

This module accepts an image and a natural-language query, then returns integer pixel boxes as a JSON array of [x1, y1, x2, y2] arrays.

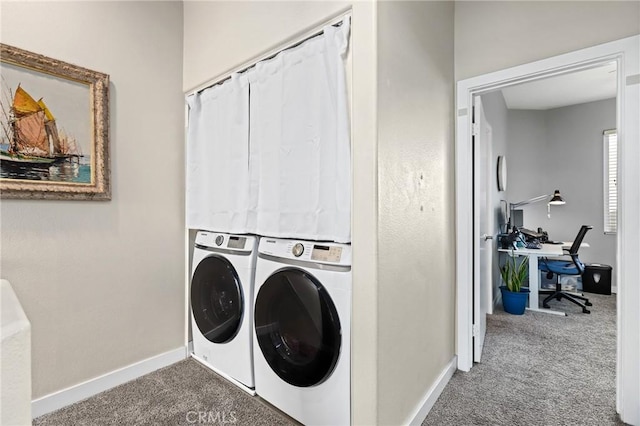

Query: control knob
[[292, 243, 304, 257]]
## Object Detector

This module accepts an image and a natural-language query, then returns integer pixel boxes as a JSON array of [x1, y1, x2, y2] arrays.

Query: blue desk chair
[[539, 225, 593, 314]]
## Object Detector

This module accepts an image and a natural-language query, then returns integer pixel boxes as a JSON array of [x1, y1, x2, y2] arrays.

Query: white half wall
[[1, 279, 32, 425], [0, 1, 185, 400]]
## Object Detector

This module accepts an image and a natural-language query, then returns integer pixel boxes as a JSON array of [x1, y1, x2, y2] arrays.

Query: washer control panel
[[196, 231, 254, 253]]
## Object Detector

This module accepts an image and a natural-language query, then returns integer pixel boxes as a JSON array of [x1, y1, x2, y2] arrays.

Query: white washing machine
[[253, 237, 351, 425], [190, 231, 258, 393]]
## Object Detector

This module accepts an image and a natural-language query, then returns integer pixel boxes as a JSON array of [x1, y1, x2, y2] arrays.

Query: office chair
[[538, 225, 593, 314]]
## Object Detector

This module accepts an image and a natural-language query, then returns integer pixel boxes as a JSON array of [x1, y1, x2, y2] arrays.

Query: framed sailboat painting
[[0, 44, 110, 200]]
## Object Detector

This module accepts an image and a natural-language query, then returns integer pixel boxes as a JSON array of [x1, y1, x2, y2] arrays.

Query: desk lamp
[[509, 190, 566, 225]]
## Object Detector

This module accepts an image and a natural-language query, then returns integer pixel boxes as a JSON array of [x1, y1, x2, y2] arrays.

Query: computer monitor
[[498, 200, 508, 231], [512, 209, 524, 228]]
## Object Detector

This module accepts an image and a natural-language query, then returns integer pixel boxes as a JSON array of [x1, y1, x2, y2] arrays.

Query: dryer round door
[[254, 268, 341, 387], [191, 255, 244, 344]]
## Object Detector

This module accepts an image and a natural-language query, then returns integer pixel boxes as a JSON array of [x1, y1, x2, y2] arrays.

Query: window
[[604, 130, 617, 234]]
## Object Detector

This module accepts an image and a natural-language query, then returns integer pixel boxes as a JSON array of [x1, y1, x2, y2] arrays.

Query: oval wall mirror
[[497, 155, 507, 191]]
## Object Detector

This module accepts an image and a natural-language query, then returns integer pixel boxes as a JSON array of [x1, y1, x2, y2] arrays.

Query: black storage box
[[582, 264, 612, 295]]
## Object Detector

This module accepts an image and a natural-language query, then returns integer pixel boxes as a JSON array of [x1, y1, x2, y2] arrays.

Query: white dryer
[[253, 237, 351, 425], [191, 231, 258, 392]]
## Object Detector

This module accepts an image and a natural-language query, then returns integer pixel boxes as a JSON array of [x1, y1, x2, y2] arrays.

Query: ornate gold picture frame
[[1, 44, 110, 200]]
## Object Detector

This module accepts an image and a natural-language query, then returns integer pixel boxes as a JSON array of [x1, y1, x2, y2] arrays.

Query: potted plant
[[499, 255, 530, 315]]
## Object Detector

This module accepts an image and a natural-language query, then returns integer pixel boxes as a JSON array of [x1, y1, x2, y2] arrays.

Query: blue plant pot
[[500, 286, 530, 315]]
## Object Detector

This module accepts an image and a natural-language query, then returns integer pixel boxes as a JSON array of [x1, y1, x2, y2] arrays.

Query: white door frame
[[455, 35, 639, 424]]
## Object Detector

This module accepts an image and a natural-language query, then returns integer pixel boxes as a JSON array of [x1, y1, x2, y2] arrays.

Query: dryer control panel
[[310, 245, 343, 263], [259, 237, 351, 267]]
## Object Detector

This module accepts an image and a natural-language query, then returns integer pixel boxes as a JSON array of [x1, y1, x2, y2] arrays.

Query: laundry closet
[[185, 16, 352, 426]]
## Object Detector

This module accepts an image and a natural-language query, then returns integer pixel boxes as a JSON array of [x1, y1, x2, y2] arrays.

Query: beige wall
[[183, 1, 351, 91], [183, 2, 379, 424], [0, 1, 185, 399], [455, 1, 640, 80], [376, 2, 455, 423]]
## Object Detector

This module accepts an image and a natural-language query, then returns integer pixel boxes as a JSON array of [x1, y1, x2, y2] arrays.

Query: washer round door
[[191, 255, 244, 344], [254, 268, 341, 387]]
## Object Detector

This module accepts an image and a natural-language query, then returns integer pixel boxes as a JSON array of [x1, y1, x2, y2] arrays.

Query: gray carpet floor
[[34, 293, 619, 425], [424, 293, 621, 426], [33, 359, 297, 426]]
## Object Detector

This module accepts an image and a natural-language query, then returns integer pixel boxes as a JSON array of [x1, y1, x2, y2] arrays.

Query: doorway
[[455, 35, 640, 424], [484, 61, 617, 312]]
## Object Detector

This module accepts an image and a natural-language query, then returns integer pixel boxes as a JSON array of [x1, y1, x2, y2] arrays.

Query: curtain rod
[[191, 20, 343, 95], [229, 20, 343, 83], [185, 11, 350, 97]]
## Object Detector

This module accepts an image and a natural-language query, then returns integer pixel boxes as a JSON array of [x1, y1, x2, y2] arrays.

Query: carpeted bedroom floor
[[34, 293, 618, 425], [423, 292, 621, 425]]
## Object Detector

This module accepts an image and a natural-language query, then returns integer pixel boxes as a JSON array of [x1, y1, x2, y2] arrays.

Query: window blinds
[[604, 130, 617, 234]]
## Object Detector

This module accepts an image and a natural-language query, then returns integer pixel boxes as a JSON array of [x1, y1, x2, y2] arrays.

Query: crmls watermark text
[[186, 410, 237, 424]]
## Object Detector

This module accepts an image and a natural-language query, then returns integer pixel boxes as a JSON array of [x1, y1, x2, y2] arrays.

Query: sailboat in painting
[[1, 84, 81, 166]]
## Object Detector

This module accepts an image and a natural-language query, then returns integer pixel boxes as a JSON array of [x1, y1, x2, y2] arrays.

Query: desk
[[498, 242, 588, 315]]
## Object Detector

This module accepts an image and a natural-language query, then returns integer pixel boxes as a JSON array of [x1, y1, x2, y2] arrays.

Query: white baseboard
[[32, 346, 187, 419], [406, 356, 457, 426]]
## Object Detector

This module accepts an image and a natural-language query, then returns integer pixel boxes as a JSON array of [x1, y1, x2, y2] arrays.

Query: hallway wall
[[1, 1, 185, 400], [376, 2, 455, 423], [455, 1, 640, 80]]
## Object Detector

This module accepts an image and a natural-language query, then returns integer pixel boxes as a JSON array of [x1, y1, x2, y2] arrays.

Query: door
[[473, 96, 493, 363], [191, 255, 244, 343], [254, 268, 341, 387]]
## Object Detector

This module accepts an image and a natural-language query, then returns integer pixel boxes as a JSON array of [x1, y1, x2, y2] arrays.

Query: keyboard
[[525, 242, 541, 249]]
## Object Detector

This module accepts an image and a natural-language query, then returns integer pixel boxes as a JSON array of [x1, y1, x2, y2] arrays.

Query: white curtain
[[247, 18, 351, 242], [186, 74, 250, 233]]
